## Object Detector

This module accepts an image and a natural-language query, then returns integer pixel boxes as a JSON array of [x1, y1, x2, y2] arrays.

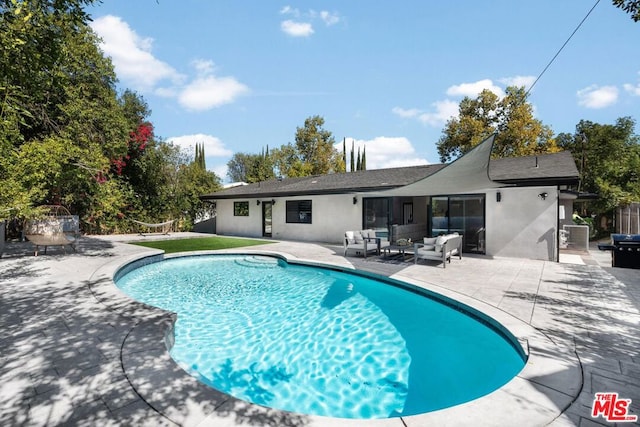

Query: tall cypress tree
[[195, 142, 206, 169], [342, 137, 346, 170], [350, 141, 355, 172], [361, 146, 366, 171], [356, 147, 361, 171]]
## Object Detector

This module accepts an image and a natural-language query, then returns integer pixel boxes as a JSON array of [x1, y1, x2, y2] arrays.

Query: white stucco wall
[[485, 186, 559, 261], [216, 186, 561, 260], [216, 194, 362, 244], [215, 199, 263, 237]]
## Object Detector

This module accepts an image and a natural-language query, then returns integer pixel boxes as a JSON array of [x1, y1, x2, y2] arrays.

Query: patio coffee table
[[382, 244, 413, 260]]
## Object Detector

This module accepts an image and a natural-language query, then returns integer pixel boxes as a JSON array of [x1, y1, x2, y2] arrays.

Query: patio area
[[0, 234, 638, 426]]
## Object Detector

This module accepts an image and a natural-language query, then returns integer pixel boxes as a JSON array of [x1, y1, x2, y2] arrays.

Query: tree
[[294, 115, 342, 175], [612, 0, 640, 21], [0, 1, 223, 233], [268, 115, 343, 178], [361, 146, 367, 171], [350, 140, 355, 172], [227, 149, 274, 183], [1, 8, 131, 223], [557, 117, 640, 216], [1, 0, 104, 218], [174, 158, 221, 228], [194, 142, 206, 169], [436, 86, 558, 162], [271, 143, 310, 178]]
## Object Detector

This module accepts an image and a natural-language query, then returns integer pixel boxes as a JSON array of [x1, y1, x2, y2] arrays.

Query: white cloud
[[319, 11, 340, 26], [280, 8, 340, 36], [281, 20, 314, 37], [392, 100, 458, 127], [178, 61, 249, 111], [446, 79, 504, 98], [280, 6, 300, 16], [577, 85, 619, 108], [167, 134, 233, 157], [335, 137, 429, 170], [393, 75, 545, 129], [417, 100, 459, 126], [90, 15, 183, 90], [624, 83, 640, 96], [92, 16, 248, 112], [499, 75, 536, 91], [391, 107, 421, 119], [192, 59, 216, 75]]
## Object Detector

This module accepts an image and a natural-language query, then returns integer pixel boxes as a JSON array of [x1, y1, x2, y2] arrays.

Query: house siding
[[217, 194, 363, 244], [216, 187, 562, 260], [486, 186, 559, 261]]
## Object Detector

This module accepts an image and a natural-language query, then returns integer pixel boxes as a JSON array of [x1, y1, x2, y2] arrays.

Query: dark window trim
[[234, 201, 249, 216], [286, 200, 312, 224]]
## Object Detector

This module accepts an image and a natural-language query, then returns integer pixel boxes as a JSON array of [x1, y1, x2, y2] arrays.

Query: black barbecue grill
[[598, 234, 640, 269]]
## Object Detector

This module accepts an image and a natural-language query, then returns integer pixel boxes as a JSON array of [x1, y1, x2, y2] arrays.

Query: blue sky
[[87, 1, 640, 182]]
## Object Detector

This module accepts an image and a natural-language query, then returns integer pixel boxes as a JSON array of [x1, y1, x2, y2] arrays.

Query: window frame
[[286, 200, 312, 224], [233, 201, 249, 216]]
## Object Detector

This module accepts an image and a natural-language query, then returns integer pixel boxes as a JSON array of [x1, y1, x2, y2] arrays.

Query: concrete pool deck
[[0, 233, 638, 426]]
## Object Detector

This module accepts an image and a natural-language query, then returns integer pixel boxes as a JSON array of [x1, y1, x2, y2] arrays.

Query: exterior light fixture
[[538, 192, 548, 200], [353, 196, 358, 205], [272, 199, 276, 205], [496, 192, 501, 202], [257, 200, 261, 205]]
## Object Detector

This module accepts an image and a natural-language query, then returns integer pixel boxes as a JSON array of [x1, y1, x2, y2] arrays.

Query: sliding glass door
[[363, 198, 391, 238], [430, 195, 485, 254]]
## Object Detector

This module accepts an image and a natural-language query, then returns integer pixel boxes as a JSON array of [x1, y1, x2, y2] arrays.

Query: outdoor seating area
[[414, 233, 462, 268], [344, 225, 464, 268]]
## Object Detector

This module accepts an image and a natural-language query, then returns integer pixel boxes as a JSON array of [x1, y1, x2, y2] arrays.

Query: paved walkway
[[0, 234, 638, 426]]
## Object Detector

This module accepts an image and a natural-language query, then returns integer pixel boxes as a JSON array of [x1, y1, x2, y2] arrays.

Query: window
[[429, 195, 485, 254], [286, 200, 312, 223], [363, 197, 391, 235], [234, 201, 249, 216]]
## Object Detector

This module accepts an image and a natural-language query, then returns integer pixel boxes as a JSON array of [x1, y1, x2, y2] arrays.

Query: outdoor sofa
[[413, 233, 462, 268]]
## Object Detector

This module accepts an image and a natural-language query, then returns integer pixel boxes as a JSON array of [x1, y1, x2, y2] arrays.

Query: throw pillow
[[435, 235, 448, 253], [422, 237, 437, 250], [345, 231, 355, 244]]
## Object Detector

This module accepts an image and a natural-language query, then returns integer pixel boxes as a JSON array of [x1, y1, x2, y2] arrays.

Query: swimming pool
[[115, 254, 526, 419]]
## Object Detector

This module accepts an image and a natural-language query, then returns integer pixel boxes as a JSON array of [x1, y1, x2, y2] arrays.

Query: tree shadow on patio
[[0, 238, 312, 427], [502, 263, 640, 423]]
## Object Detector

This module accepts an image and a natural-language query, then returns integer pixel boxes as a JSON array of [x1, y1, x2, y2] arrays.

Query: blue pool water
[[115, 254, 526, 419]]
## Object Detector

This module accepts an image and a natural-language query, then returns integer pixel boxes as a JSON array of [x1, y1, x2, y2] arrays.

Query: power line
[[526, 0, 602, 97]]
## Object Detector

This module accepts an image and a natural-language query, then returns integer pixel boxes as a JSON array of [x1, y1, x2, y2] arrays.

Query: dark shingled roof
[[489, 151, 579, 185], [202, 151, 579, 200]]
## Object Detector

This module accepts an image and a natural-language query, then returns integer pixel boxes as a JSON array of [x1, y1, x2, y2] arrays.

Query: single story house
[[201, 135, 580, 261]]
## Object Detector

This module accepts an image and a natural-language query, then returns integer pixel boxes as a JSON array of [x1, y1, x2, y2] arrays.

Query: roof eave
[[200, 185, 403, 200], [493, 176, 579, 186]]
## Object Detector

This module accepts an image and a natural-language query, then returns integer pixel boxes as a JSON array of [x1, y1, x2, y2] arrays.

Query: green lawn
[[131, 236, 275, 254]]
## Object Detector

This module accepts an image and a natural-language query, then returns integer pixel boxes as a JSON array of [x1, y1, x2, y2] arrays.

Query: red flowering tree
[[110, 122, 154, 176]]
